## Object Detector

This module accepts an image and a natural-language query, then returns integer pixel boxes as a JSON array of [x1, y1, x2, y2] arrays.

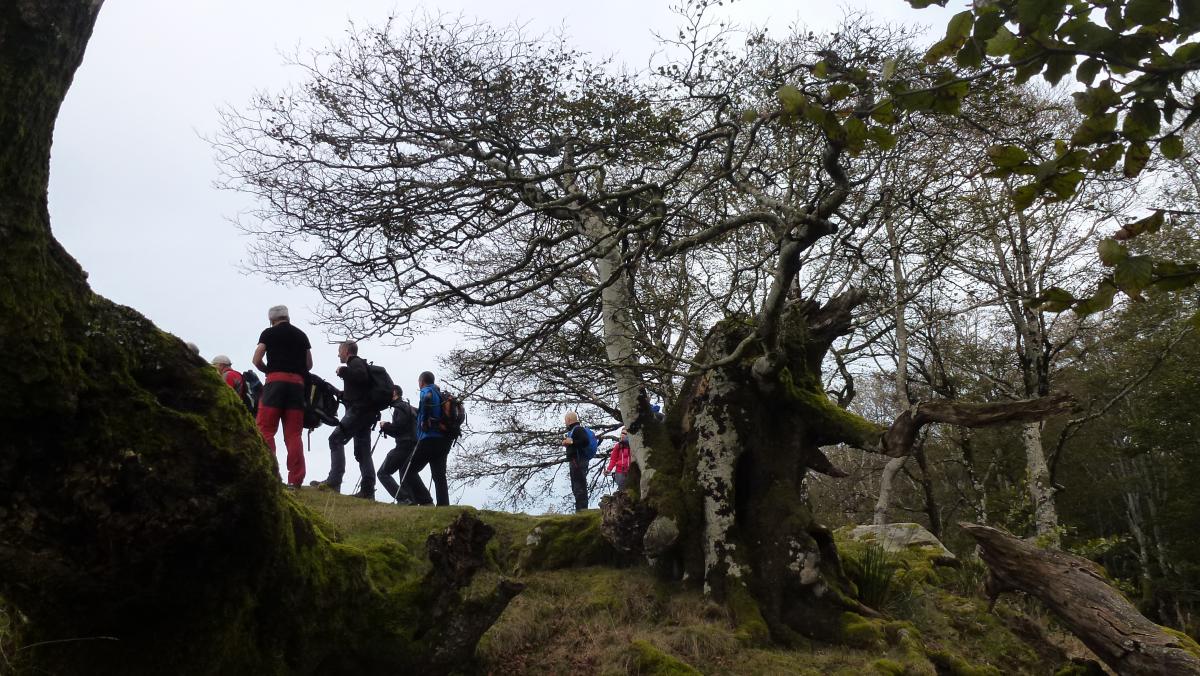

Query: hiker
[[211, 354, 252, 411], [605, 428, 631, 492], [312, 341, 377, 499], [252, 305, 312, 490], [402, 371, 453, 506], [377, 385, 418, 504], [562, 411, 590, 512]]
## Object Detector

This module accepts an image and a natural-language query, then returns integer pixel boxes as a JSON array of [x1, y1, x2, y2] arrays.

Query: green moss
[[779, 366, 884, 447], [1162, 626, 1200, 659], [839, 612, 886, 648], [1053, 659, 1106, 676], [926, 648, 1003, 676], [727, 581, 771, 645], [629, 640, 703, 675], [517, 510, 619, 571]]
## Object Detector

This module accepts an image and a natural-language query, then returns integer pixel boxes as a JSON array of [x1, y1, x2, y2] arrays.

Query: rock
[[599, 491, 655, 554], [847, 523, 955, 560], [642, 515, 680, 559]]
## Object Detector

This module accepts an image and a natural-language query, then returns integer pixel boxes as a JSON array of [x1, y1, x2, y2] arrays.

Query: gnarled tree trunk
[[0, 3, 517, 673]]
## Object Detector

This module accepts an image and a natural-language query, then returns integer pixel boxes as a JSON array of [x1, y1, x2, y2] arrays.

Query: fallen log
[[961, 522, 1200, 676]]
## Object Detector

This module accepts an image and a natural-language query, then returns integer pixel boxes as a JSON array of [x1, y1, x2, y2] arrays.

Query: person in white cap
[[251, 305, 313, 490]]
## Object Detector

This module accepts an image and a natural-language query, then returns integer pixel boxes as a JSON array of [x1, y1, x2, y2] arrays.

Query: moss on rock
[[629, 640, 704, 675]]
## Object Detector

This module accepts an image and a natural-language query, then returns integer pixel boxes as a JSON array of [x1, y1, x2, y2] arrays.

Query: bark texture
[[963, 523, 1200, 676], [0, 3, 518, 673]]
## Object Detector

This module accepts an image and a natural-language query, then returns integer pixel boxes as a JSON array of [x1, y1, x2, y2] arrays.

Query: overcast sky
[[47, 0, 959, 510]]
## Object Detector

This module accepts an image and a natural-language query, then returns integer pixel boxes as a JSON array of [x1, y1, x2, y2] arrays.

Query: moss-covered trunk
[[0, 3, 517, 673], [631, 299, 873, 644]]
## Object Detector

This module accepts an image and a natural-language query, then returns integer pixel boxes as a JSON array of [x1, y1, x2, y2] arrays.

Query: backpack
[[304, 374, 341, 430], [241, 370, 263, 414], [365, 363, 395, 412], [437, 391, 467, 440], [578, 426, 600, 462]]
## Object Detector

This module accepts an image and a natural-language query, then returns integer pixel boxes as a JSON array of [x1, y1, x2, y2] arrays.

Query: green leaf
[[1043, 53, 1077, 86], [1162, 135, 1186, 160], [1151, 261, 1200, 291], [1181, 0, 1200, 31], [1114, 210, 1165, 240], [985, 26, 1020, 57], [1012, 184, 1040, 211], [871, 99, 897, 125], [1089, 143, 1126, 171], [845, 117, 869, 152], [956, 39, 983, 69], [1123, 141, 1152, 178], [907, 0, 947, 8], [1105, 4, 1126, 31], [814, 61, 830, 78], [1045, 170, 1085, 200], [1029, 287, 1076, 313], [1074, 281, 1118, 317], [1122, 99, 1161, 141], [987, 144, 1030, 168], [1114, 255, 1155, 294], [1125, 0, 1173, 26], [741, 109, 759, 123], [1071, 113, 1119, 145], [869, 126, 897, 150], [1076, 58, 1102, 85], [1098, 238, 1128, 267], [1072, 82, 1121, 116], [777, 85, 807, 115], [828, 83, 854, 101]]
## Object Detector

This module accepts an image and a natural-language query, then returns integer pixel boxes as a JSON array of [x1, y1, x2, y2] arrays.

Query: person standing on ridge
[[562, 411, 590, 512], [377, 385, 418, 503], [605, 428, 631, 492], [313, 341, 377, 499], [252, 305, 312, 490], [402, 371, 453, 506]]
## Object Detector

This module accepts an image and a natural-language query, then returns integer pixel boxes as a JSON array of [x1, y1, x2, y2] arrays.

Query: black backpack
[[241, 370, 263, 414], [366, 363, 394, 412], [304, 374, 341, 430]]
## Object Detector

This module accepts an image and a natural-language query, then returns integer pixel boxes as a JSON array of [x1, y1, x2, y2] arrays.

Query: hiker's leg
[[280, 406, 306, 485], [430, 437, 451, 506], [614, 472, 626, 491], [569, 456, 588, 511], [256, 403, 281, 453], [326, 419, 350, 490], [377, 444, 413, 500], [403, 440, 434, 505], [351, 417, 375, 493]]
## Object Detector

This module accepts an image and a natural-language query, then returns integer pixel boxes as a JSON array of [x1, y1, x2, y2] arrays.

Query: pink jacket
[[606, 440, 631, 474]]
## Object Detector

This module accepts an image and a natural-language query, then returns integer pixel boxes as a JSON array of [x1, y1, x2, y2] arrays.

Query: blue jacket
[[416, 384, 443, 440]]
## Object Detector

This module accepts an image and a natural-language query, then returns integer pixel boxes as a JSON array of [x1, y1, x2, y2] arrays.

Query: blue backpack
[[580, 427, 600, 462]]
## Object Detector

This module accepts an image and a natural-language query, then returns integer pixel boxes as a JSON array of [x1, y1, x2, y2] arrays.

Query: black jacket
[[565, 422, 589, 460], [381, 400, 417, 445], [338, 355, 371, 406]]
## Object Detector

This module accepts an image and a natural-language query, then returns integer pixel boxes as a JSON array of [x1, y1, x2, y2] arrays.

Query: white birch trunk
[[1022, 421, 1060, 546]]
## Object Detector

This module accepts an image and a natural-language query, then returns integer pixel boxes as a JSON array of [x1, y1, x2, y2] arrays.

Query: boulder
[[847, 523, 955, 560]]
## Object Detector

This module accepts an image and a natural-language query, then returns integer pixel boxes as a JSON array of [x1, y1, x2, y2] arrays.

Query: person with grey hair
[[252, 305, 313, 490], [312, 340, 376, 499], [211, 354, 250, 411]]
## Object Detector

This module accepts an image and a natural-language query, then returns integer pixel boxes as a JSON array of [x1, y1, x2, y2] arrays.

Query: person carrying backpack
[[252, 305, 313, 490], [377, 385, 418, 504], [312, 341, 377, 499], [211, 354, 255, 413], [561, 411, 592, 512], [605, 427, 631, 492], [401, 371, 453, 506]]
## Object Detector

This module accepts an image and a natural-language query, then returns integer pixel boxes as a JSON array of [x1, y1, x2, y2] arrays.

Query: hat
[[211, 354, 232, 367]]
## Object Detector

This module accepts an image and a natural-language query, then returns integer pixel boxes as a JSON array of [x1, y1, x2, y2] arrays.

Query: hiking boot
[[351, 488, 375, 501], [311, 480, 340, 493], [284, 483, 301, 492]]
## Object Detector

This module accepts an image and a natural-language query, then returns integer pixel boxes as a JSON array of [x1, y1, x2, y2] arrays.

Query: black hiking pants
[[569, 454, 589, 512], [377, 440, 416, 502], [403, 436, 452, 506]]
